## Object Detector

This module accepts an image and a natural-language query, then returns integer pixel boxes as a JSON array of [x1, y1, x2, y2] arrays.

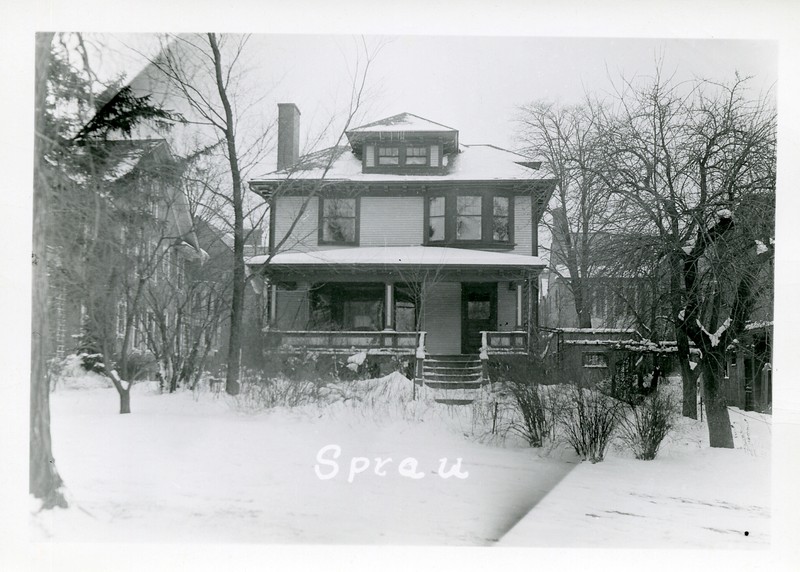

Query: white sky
[[93, 34, 777, 172]]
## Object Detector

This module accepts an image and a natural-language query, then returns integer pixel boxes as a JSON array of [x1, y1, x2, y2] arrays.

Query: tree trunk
[[31, 32, 68, 509], [119, 386, 131, 414], [209, 33, 242, 397], [701, 356, 734, 448], [678, 352, 698, 419]]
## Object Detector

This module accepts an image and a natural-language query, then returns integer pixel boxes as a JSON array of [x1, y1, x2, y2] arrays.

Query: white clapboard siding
[[496, 282, 518, 331], [421, 282, 461, 355], [513, 197, 534, 256], [273, 196, 320, 253], [359, 197, 424, 246], [275, 285, 310, 330]]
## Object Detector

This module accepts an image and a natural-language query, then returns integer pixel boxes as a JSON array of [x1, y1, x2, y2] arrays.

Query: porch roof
[[247, 246, 545, 274]]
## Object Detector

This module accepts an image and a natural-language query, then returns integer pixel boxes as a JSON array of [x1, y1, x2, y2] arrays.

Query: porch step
[[420, 355, 484, 403]]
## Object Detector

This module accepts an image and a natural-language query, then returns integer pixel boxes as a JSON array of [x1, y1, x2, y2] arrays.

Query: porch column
[[384, 282, 395, 331], [269, 283, 278, 325], [515, 281, 524, 329]]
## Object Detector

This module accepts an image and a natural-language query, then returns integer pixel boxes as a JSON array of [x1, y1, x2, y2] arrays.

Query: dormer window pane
[[378, 147, 399, 165], [405, 146, 427, 165], [456, 196, 482, 240]]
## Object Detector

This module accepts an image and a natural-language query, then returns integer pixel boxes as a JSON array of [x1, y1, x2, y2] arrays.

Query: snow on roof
[[251, 144, 545, 183], [347, 112, 457, 133], [247, 246, 544, 269]]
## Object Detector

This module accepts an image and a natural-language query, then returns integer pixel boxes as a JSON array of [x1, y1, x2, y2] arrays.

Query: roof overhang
[[247, 246, 545, 281]]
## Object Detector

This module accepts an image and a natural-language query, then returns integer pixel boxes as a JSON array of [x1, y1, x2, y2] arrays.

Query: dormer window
[[362, 142, 444, 172], [378, 147, 400, 165], [405, 146, 427, 165]]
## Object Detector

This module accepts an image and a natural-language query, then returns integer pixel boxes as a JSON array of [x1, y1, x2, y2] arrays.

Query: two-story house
[[246, 106, 555, 382]]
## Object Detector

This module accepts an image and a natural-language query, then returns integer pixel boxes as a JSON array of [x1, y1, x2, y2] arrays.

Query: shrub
[[508, 381, 562, 447], [560, 386, 621, 463], [234, 372, 317, 411], [618, 390, 678, 460]]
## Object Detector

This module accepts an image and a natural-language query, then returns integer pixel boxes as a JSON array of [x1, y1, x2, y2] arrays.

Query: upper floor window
[[405, 146, 427, 165], [493, 196, 510, 241], [456, 196, 482, 240], [320, 197, 358, 245], [426, 193, 514, 247], [378, 147, 400, 165], [429, 196, 446, 241]]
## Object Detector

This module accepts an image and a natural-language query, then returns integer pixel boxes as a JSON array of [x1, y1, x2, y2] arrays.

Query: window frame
[[582, 352, 609, 369], [424, 191, 515, 248], [318, 196, 360, 246], [377, 146, 400, 166]]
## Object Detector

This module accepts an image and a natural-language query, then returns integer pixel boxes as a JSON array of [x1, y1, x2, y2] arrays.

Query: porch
[[250, 246, 545, 357]]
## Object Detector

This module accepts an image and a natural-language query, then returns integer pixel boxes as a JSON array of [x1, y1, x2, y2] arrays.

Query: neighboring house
[[47, 139, 203, 369], [246, 107, 555, 377], [540, 216, 655, 331]]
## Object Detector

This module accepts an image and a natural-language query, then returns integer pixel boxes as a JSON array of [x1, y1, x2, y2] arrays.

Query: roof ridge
[[348, 112, 457, 132]]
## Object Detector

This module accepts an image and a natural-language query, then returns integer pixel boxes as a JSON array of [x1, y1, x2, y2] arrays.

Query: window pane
[[406, 156, 427, 165], [493, 196, 509, 217], [324, 198, 356, 217], [429, 217, 445, 241], [467, 301, 491, 320], [344, 300, 382, 330], [323, 218, 356, 243], [378, 156, 399, 165], [395, 301, 416, 331], [429, 196, 445, 216], [407, 147, 426, 156], [457, 215, 481, 240], [457, 196, 482, 215], [493, 217, 510, 241]]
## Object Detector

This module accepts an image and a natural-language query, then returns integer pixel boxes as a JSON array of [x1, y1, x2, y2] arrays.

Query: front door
[[461, 283, 497, 354]]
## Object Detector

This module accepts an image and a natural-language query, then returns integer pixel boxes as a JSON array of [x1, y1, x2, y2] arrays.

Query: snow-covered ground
[[500, 407, 771, 548], [33, 373, 770, 548], [35, 373, 576, 544]]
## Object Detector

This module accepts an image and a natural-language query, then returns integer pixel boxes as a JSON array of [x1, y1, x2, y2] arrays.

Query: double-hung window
[[456, 195, 483, 240], [428, 196, 446, 241], [378, 147, 399, 165], [405, 146, 427, 165], [493, 196, 510, 241], [320, 197, 358, 245]]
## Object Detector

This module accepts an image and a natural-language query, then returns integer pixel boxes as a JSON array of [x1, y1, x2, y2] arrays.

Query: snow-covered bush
[[618, 390, 678, 460], [559, 386, 621, 463]]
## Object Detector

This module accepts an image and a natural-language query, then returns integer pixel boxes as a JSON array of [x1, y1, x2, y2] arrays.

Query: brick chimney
[[277, 103, 301, 171]]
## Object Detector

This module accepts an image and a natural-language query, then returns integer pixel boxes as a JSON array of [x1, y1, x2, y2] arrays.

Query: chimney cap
[[277, 103, 301, 115]]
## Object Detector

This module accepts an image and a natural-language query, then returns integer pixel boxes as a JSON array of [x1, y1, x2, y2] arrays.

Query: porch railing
[[265, 330, 421, 352], [480, 330, 529, 354]]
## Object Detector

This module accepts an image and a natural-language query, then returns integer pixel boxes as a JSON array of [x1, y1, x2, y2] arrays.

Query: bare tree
[[594, 70, 775, 445]]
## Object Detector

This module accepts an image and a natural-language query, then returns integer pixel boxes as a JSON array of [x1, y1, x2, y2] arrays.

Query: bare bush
[[560, 386, 621, 463], [233, 372, 317, 412], [618, 391, 678, 460], [508, 381, 563, 447]]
